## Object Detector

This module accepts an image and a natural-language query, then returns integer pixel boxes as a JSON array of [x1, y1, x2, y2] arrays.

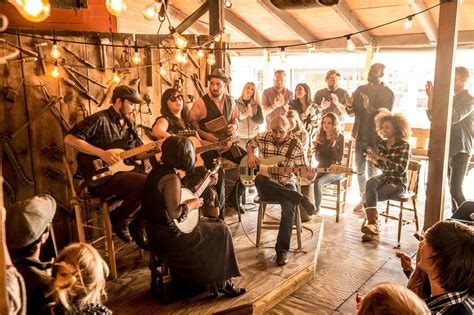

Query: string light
[[131, 42, 141, 64], [207, 50, 216, 65], [346, 35, 356, 52], [106, 0, 127, 17], [279, 47, 286, 63], [159, 63, 167, 76], [169, 27, 187, 49], [112, 69, 121, 83], [214, 34, 221, 42], [197, 49, 204, 58], [175, 49, 188, 64], [403, 16, 413, 30], [50, 62, 60, 78], [50, 40, 61, 59], [142, 0, 162, 20], [224, 0, 232, 8], [308, 45, 316, 54], [10, 0, 51, 22]]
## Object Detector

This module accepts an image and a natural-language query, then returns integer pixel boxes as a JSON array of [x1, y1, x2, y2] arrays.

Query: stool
[[149, 252, 172, 303], [254, 196, 303, 249]]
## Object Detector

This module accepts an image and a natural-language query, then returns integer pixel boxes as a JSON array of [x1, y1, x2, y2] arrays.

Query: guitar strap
[[285, 138, 298, 160]]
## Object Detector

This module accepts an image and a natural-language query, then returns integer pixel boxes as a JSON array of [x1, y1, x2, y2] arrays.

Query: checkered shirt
[[374, 139, 411, 189], [425, 289, 474, 314]]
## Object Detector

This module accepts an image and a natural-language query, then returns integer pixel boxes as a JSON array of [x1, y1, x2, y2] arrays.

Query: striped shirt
[[247, 131, 307, 185], [374, 139, 410, 188], [425, 289, 474, 315]]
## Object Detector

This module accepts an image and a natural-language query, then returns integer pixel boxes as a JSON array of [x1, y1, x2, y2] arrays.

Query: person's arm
[[451, 94, 473, 124], [246, 135, 261, 168], [251, 103, 264, 124], [293, 143, 316, 181], [151, 117, 171, 140], [159, 174, 202, 220], [64, 134, 120, 166], [332, 134, 345, 163]]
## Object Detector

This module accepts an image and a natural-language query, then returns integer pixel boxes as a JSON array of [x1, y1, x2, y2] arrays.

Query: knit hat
[[270, 115, 290, 131], [6, 194, 56, 249]]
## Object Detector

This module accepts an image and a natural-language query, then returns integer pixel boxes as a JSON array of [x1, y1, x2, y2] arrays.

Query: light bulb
[[346, 36, 355, 52], [106, 0, 127, 17], [403, 17, 413, 30], [214, 34, 221, 42], [143, 0, 161, 21], [308, 46, 316, 54], [197, 49, 204, 58], [112, 70, 121, 83], [224, 0, 232, 8], [159, 65, 167, 76], [132, 49, 141, 65], [207, 51, 216, 65], [175, 50, 188, 64], [279, 47, 286, 63], [11, 0, 51, 22], [170, 28, 187, 49], [50, 42, 61, 59], [50, 64, 60, 78]]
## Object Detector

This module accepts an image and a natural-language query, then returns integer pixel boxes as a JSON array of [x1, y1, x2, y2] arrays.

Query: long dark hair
[[160, 88, 196, 129], [295, 83, 312, 107], [316, 112, 341, 143]]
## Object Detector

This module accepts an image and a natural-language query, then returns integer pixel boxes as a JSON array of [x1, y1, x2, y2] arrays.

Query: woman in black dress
[[142, 136, 245, 298]]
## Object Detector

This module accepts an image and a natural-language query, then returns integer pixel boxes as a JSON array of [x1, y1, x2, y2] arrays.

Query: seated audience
[[42, 243, 111, 314], [313, 113, 345, 215], [6, 195, 57, 314], [356, 282, 429, 315], [142, 136, 245, 298], [361, 111, 411, 241]]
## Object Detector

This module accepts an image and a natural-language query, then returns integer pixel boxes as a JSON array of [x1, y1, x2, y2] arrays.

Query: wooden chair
[[254, 183, 303, 249], [321, 139, 353, 222], [63, 156, 130, 279], [380, 160, 421, 246]]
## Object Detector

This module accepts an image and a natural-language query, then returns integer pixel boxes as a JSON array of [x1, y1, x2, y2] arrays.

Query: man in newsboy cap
[[6, 194, 57, 314]]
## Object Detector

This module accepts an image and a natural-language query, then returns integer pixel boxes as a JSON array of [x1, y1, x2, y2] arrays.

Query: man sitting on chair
[[246, 116, 317, 266]]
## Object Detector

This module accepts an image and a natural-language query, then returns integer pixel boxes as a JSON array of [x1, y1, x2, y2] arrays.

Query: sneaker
[[299, 196, 316, 215], [129, 218, 150, 250], [276, 250, 289, 266], [298, 208, 311, 223], [352, 200, 364, 213], [361, 233, 379, 242], [217, 280, 246, 297], [361, 223, 380, 235]]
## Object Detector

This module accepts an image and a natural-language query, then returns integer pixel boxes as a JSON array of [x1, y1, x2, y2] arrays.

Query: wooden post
[[1, 100, 8, 314], [424, 0, 459, 230], [209, 0, 225, 69], [363, 45, 374, 81]]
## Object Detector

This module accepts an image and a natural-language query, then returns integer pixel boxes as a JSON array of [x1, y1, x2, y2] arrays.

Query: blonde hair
[[358, 283, 430, 315], [285, 109, 303, 131], [375, 110, 411, 141], [316, 112, 341, 143], [51, 243, 109, 310], [240, 82, 262, 108]]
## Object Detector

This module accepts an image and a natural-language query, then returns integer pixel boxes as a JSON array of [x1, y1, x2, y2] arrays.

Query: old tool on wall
[[63, 46, 97, 69], [0, 38, 38, 57], [2, 78, 24, 103], [63, 76, 99, 104], [99, 37, 110, 71], [34, 42, 48, 75], [63, 65, 107, 88]]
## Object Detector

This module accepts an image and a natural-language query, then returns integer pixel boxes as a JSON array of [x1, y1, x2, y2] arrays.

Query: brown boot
[[361, 207, 380, 235]]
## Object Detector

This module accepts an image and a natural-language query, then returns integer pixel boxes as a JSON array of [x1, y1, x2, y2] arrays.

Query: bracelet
[[177, 204, 189, 223]]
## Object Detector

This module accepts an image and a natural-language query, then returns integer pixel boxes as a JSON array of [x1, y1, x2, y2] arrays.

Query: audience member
[[261, 70, 293, 128], [235, 82, 264, 149], [290, 83, 319, 139]]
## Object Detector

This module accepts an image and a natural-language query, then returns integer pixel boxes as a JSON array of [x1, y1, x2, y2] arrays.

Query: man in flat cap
[[64, 85, 156, 243], [6, 194, 57, 314], [246, 116, 317, 266], [190, 68, 247, 219]]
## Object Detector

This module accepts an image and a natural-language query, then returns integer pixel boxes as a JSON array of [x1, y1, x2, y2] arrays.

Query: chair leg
[[385, 201, 390, 223], [74, 204, 86, 243], [102, 203, 117, 279], [336, 181, 341, 222], [397, 202, 404, 246], [256, 204, 264, 248], [295, 206, 302, 249], [412, 199, 419, 232]]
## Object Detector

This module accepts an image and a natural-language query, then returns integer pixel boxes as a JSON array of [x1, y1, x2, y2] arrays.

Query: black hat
[[112, 85, 145, 104], [207, 68, 231, 82]]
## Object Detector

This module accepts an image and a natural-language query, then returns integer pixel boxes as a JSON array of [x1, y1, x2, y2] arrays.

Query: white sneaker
[[352, 200, 364, 213]]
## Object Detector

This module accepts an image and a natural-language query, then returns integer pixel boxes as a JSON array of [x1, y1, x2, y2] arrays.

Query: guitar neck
[[267, 166, 332, 174], [195, 139, 228, 154], [119, 140, 162, 160]]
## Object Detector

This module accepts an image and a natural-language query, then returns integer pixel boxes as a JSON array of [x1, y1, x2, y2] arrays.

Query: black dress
[[142, 165, 241, 286]]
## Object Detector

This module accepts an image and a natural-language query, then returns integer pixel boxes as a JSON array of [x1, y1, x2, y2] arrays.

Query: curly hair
[[375, 111, 411, 141], [316, 112, 341, 143], [160, 88, 196, 130]]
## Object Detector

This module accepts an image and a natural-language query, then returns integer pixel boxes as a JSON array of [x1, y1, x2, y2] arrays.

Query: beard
[[367, 75, 380, 84], [211, 89, 223, 98]]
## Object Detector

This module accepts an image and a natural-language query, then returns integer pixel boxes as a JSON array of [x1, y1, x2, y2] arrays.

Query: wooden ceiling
[[117, 0, 474, 52]]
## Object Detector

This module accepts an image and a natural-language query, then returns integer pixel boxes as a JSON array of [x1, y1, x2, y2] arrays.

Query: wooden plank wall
[[1, 28, 210, 249]]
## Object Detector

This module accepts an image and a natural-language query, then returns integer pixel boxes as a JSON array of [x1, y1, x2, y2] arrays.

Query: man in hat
[[313, 69, 350, 128], [246, 116, 317, 266], [190, 68, 247, 219], [64, 85, 156, 243], [5, 194, 57, 314], [261, 70, 293, 129]]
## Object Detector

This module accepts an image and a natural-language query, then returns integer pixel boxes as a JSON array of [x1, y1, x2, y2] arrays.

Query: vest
[[198, 94, 233, 139]]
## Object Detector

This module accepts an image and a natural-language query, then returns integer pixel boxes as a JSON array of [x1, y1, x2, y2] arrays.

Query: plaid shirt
[[68, 107, 142, 150], [247, 131, 307, 185], [374, 139, 410, 189], [425, 289, 474, 314]]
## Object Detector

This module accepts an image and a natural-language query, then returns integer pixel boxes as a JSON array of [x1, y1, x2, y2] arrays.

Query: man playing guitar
[[64, 85, 157, 243]]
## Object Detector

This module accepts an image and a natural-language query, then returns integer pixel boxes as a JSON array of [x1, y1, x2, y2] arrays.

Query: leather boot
[[361, 207, 380, 235]]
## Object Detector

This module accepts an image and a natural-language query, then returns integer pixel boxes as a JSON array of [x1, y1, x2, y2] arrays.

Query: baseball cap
[[270, 115, 290, 131], [6, 194, 57, 249], [112, 85, 145, 104]]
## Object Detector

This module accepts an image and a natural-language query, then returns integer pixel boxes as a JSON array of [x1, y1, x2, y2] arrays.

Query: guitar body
[[239, 155, 286, 186], [171, 188, 201, 234]]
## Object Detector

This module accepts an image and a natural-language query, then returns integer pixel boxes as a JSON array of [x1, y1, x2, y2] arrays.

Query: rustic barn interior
[[0, 0, 473, 314]]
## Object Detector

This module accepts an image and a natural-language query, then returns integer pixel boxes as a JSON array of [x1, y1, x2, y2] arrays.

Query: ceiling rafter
[[332, 0, 372, 45], [225, 10, 268, 47], [256, 0, 317, 46], [166, 4, 209, 35], [406, 0, 438, 43]]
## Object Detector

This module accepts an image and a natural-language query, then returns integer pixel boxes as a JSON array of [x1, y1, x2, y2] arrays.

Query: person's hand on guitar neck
[[98, 149, 121, 165], [185, 197, 204, 211], [227, 123, 237, 137], [300, 166, 317, 182], [200, 130, 220, 143]]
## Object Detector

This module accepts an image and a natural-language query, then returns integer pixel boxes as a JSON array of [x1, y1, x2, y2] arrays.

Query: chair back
[[63, 156, 88, 198], [342, 138, 353, 169], [406, 160, 421, 195]]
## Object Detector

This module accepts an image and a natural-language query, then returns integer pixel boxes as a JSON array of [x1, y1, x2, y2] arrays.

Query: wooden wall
[[1, 28, 211, 249]]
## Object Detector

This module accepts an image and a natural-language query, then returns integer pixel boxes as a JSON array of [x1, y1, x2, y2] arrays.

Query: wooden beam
[[406, 0, 438, 43], [174, 1, 209, 34], [332, 0, 372, 45], [256, 0, 317, 45], [424, 1, 459, 230], [209, 0, 225, 69], [225, 10, 268, 47], [167, 4, 209, 35]]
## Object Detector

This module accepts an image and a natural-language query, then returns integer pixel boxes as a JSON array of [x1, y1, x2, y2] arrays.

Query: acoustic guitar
[[239, 155, 355, 186]]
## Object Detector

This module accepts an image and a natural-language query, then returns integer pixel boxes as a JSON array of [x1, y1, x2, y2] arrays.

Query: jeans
[[448, 152, 470, 211], [354, 141, 378, 194], [365, 176, 404, 208], [313, 173, 342, 210], [254, 175, 303, 252]]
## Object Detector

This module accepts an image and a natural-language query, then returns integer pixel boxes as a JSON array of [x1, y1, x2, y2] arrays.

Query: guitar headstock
[[208, 158, 222, 174], [328, 164, 355, 175]]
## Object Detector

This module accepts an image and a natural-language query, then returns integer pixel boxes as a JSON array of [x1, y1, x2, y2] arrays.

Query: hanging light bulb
[[112, 69, 121, 84], [214, 34, 221, 42], [224, 0, 232, 8], [142, 0, 162, 21], [207, 50, 216, 66], [10, 0, 51, 22], [346, 35, 356, 52], [131, 46, 141, 65], [197, 49, 204, 58], [175, 49, 188, 64], [50, 62, 60, 78], [50, 41, 61, 59], [403, 16, 413, 30], [159, 64, 167, 76], [169, 27, 187, 49], [106, 0, 127, 17], [279, 47, 286, 63]]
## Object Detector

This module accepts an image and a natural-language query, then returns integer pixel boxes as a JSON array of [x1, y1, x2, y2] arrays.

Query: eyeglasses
[[169, 94, 183, 102]]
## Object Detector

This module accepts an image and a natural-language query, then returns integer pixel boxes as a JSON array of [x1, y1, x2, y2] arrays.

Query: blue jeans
[[365, 176, 404, 208], [254, 175, 302, 252], [313, 173, 342, 210], [354, 141, 378, 194]]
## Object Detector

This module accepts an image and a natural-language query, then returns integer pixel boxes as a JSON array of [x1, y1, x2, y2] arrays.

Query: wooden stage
[[106, 206, 324, 314]]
